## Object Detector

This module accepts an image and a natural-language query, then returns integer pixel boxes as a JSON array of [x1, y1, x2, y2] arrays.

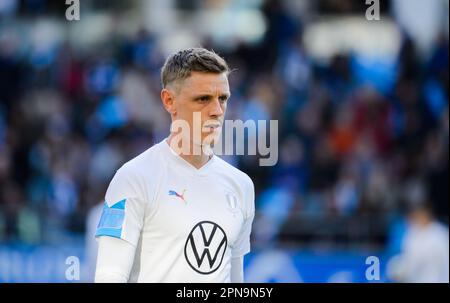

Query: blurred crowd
[[0, 0, 448, 256]]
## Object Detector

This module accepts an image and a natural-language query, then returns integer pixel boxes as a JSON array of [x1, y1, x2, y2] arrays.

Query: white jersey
[[95, 139, 255, 282]]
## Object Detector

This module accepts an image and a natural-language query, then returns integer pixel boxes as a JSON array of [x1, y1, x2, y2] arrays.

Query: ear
[[161, 88, 177, 116]]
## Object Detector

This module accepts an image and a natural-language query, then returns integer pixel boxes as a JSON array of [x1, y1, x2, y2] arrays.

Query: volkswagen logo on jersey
[[184, 221, 227, 274]]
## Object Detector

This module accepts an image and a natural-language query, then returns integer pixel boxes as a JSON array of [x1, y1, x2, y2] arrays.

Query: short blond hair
[[161, 48, 230, 89]]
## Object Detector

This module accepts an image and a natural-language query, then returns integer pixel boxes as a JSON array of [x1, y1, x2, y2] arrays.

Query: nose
[[209, 98, 224, 118]]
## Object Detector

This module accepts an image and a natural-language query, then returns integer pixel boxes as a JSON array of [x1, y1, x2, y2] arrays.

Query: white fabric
[[95, 236, 136, 283], [95, 139, 255, 282], [94, 237, 245, 283], [230, 256, 244, 283]]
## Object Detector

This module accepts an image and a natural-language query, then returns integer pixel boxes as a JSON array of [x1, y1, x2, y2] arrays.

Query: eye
[[219, 95, 228, 103], [198, 96, 210, 103]]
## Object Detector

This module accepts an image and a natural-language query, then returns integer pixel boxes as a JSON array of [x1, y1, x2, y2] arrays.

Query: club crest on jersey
[[184, 221, 227, 274], [168, 189, 187, 204], [225, 192, 240, 216]]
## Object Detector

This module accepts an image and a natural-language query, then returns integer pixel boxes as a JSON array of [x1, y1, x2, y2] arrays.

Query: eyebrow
[[192, 92, 231, 99]]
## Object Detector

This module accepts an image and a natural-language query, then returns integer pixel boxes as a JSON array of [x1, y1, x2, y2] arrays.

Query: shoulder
[[430, 222, 449, 241], [122, 141, 166, 174], [214, 156, 254, 192], [105, 142, 165, 204]]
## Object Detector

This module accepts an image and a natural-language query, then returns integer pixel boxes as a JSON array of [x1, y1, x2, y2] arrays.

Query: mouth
[[202, 123, 222, 132]]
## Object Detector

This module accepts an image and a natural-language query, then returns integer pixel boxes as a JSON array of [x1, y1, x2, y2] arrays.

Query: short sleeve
[[232, 178, 255, 258], [95, 165, 145, 247]]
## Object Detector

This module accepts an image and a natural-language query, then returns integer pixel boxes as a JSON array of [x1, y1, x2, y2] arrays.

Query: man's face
[[164, 71, 230, 147]]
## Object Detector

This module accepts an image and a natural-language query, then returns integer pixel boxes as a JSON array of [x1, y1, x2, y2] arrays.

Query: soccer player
[[94, 48, 255, 283]]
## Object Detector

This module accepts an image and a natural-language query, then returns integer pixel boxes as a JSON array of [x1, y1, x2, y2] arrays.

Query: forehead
[[179, 72, 230, 95]]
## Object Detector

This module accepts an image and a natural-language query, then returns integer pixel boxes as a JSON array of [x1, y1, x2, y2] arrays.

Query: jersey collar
[[161, 138, 216, 177]]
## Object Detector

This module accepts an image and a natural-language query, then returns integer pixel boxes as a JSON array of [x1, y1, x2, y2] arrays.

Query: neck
[[167, 133, 212, 169]]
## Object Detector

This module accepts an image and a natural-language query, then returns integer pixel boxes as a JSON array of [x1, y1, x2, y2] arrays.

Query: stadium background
[[0, 0, 448, 282]]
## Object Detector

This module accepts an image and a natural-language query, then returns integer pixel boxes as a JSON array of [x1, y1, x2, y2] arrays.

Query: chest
[[145, 173, 245, 247]]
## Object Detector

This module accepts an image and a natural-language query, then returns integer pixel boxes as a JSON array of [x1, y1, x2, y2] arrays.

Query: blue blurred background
[[0, 0, 448, 283]]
